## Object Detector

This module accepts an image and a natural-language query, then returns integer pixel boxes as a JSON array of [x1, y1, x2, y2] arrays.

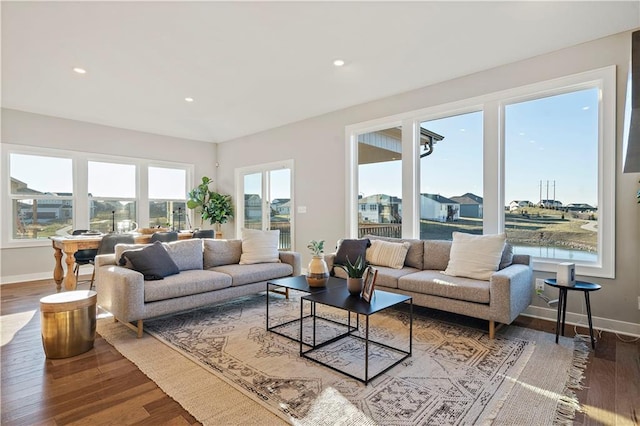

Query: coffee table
[[300, 286, 412, 384], [266, 276, 355, 344]]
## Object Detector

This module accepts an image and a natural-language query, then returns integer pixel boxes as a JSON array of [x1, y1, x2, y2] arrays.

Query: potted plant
[[306, 240, 329, 287], [335, 255, 368, 295], [187, 176, 234, 237]]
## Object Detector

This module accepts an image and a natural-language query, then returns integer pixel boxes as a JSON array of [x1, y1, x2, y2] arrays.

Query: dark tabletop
[[302, 286, 411, 315], [268, 275, 347, 293], [543, 278, 602, 291]]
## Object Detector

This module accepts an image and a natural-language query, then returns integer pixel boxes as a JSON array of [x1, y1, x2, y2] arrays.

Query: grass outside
[[420, 207, 597, 252]]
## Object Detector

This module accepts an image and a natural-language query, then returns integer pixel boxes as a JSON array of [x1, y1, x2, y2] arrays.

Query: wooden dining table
[[50, 232, 193, 292]]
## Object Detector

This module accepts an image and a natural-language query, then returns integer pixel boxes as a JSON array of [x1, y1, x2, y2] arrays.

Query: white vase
[[306, 255, 329, 287], [347, 277, 363, 296]]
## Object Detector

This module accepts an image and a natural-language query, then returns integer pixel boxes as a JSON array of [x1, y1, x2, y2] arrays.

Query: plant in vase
[[334, 255, 368, 296], [187, 176, 234, 238], [306, 240, 329, 287]]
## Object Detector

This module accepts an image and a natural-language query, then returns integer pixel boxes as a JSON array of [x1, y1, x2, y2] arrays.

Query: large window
[[357, 127, 403, 239], [149, 166, 187, 230], [2, 146, 193, 245], [347, 67, 615, 278], [505, 88, 599, 263], [9, 153, 74, 239], [419, 111, 483, 240]]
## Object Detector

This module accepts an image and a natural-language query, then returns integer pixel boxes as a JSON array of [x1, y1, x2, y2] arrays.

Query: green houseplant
[[187, 176, 234, 236], [335, 255, 368, 296]]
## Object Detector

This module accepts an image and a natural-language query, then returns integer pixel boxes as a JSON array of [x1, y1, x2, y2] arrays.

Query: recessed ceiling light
[[185, 97, 194, 102], [333, 59, 345, 67], [73, 67, 87, 74]]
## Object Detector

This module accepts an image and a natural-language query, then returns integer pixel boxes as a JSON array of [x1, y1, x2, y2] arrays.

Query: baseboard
[[1, 265, 93, 285], [523, 305, 640, 338]]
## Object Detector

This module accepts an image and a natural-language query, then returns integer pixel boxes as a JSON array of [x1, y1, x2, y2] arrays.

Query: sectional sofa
[[326, 234, 533, 338], [95, 238, 301, 337]]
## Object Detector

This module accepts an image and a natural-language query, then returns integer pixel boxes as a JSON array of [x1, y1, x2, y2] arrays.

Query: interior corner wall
[[0, 108, 218, 284], [216, 30, 640, 331]]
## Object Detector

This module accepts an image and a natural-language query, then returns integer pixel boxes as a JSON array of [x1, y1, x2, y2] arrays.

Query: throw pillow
[[204, 239, 243, 268], [499, 243, 514, 270], [163, 239, 203, 271], [121, 241, 180, 280], [334, 238, 371, 266], [366, 239, 410, 269], [239, 228, 281, 264], [116, 243, 150, 268], [443, 232, 506, 280]]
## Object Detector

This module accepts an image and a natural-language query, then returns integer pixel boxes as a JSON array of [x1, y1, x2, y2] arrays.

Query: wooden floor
[[1, 279, 638, 425]]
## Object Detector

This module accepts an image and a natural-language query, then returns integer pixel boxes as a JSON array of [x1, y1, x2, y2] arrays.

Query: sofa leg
[[489, 320, 495, 339], [137, 320, 143, 338]]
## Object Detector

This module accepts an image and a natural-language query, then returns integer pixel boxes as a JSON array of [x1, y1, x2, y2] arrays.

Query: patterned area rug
[[137, 291, 537, 425]]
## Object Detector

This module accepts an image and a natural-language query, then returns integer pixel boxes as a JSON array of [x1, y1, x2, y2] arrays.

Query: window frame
[[1, 144, 194, 248], [346, 66, 616, 278]]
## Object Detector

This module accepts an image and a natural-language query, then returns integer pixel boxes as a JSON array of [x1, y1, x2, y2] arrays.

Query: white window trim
[[1, 144, 194, 248], [345, 66, 616, 278]]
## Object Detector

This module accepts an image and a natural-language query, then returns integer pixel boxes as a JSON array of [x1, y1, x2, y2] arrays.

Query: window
[[9, 153, 73, 239], [419, 111, 483, 240], [2, 145, 193, 246], [347, 66, 615, 277], [149, 166, 188, 230], [505, 89, 599, 264], [88, 161, 137, 234], [357, 127, 403, 238]]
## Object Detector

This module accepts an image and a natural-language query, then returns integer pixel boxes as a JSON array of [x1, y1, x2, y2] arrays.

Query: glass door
[[237, 161, 294, 250]]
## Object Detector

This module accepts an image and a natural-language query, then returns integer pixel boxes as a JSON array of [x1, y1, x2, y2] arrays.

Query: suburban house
[[1, 2, 639, 424], [420, 193, 460, 222]]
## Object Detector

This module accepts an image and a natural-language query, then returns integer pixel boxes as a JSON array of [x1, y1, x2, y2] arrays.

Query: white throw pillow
[[239, 228, 281, 264], [442, 232, 506, 280], [366, 239, 410, 269]]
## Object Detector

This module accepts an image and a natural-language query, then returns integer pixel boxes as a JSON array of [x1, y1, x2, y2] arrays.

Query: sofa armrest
[[278, 251, 302, 276], [95, 263, 146, 323], [512, 254, 531, 266], [489, 263, 533, 324]]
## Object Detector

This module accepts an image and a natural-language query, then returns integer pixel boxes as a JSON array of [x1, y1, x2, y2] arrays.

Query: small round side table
[[544, 278, 601, 349]]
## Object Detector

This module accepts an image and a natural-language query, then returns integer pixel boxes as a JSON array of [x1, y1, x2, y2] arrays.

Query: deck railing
[[358, 223, 402, 239]]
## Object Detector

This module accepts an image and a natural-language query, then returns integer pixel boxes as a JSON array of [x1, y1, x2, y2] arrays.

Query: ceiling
[[2, 1, 639, 143]]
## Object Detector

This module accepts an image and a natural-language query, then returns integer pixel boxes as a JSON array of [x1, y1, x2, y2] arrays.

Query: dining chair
[[191, 229, 214, 239], [86, 234, 135, 289], [150, 231, 179, 243], [72, 229, 99, 286]]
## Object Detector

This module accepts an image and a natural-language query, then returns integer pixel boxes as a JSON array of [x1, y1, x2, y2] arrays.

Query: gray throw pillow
[[499, 243, 514, 270], [334, 238, 371, 266], [121, 241, 180, 280]]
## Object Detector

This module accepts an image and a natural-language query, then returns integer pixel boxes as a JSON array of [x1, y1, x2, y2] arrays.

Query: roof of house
[[421, 193, 458, 204], [450, 193, 483, 205]]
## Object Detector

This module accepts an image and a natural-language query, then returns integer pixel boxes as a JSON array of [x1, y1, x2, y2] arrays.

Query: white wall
[[217, 31, 640, 332], [0, 108, 217, 283]]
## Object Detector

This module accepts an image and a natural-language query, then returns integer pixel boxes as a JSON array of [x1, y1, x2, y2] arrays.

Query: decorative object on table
[[139, 227, 170, 234], [556, 262, 576, 287], [111, 210, 116, 233], [306, 239, 329, 287], [335, 254, 368, 295], [187, 176, 234, 238], [361, 266, 378, 302]]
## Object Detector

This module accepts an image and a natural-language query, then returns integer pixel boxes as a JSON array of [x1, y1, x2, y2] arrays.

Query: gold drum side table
[[40, 290, 97, 358]]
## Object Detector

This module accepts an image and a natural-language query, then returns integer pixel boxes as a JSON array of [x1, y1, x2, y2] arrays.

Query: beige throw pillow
[[239, 228, 281, 264], [366, 239, 411, 269], [442, 232, 506, 280]]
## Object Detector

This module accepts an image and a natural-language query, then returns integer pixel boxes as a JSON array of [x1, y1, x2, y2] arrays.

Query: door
[[236, 160, 293, 250]]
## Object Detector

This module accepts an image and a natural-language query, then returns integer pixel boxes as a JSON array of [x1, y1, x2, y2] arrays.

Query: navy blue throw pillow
[[122, 241, 179, 280], [334, 238, 371, 266]]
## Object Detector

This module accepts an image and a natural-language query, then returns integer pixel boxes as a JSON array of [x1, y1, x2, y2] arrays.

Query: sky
[[359, 87, 599, 207]]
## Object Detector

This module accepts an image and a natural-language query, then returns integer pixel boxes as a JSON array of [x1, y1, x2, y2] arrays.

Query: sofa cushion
[[122, 241, 180, 281], [366, 239, 411, 269], [334, 238, 370, 266], [443, 232, 506, 280], [163, 239, 203, 271], [143, 269, 233, 302], [362, 266, 421, 289], [208, 262, 294, 286], [239, 228, 281, 264], [423, 240, 452, 271], [364, 235, 424, 269], [398, 270, 490, 304], [203, 239, 242, 268]]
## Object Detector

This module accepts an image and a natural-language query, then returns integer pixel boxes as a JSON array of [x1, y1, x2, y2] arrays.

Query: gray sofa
[[326, 235, 532, 338], [95, 238, 301, 337]]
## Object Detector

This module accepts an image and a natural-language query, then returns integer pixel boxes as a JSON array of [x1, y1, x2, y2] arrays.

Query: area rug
[[97, 292, 588, 425]]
